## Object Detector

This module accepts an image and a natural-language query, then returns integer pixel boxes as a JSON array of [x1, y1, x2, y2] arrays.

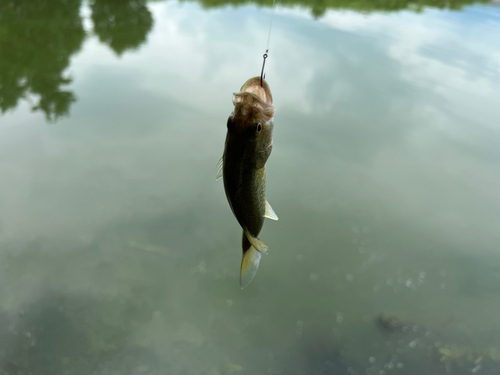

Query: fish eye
[[256, 123, 262, 132]]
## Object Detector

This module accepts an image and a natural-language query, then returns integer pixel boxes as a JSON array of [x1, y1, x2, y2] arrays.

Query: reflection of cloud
[[274, 7, 500, 251], [318, 8, 500, 151], [1, 2, 500, 254], [115, 3, 353, 115], [320, 9, 500, 116]]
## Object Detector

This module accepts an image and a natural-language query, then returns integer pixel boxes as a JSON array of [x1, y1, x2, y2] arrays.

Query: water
[[1, 0, 500, 374]]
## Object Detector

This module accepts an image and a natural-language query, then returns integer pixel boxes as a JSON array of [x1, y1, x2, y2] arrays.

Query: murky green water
[[1, 0, 500, 374]]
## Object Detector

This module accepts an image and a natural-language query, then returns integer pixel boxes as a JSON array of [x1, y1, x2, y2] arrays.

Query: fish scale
[[217, 77, 278, 288]]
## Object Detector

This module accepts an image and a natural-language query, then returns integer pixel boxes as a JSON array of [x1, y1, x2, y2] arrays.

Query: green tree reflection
[[0, 0, 85, 121], [0, 0, 489, 122], [91, 0, 154, 56], [187, 0, 490, 17], [0, 0, 154, 121]]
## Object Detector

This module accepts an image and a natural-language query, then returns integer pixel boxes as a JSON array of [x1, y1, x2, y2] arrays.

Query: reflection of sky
[[1, 2, 500, 256], [312, 8, 500, 246]]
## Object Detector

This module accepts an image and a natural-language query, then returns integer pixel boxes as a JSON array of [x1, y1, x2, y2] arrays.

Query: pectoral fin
[[216, 157, 223, 181], [240, 233, 262, 289], [264, 200, 278, 220], [244, 230, 268, 254]]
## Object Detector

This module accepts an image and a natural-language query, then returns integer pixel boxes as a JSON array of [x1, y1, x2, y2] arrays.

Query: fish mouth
[[232, 77, 275, 122], [240, 76, 273, 105]]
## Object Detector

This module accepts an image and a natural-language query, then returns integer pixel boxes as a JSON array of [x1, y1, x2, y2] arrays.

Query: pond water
[[1, 0, 500, 374]]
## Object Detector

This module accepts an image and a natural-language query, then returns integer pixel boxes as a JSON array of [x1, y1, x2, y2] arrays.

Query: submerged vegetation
[[2, 215, 500, 375]]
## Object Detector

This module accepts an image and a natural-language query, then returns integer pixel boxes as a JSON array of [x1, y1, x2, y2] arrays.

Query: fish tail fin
[[244, 230, 269, 254], [240, 232, 262, 289]]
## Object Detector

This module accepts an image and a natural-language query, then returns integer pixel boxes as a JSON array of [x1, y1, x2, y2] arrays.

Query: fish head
[[227, 77, 275, 149]]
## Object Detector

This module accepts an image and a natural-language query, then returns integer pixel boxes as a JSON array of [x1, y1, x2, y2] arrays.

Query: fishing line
[[266, 0, 276, 51], [260, 0, 277, 86]]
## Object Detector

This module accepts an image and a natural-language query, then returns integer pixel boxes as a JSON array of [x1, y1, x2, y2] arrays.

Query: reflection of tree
[[187, 0, 489, 16], [0, 0, 85, 121], [91, 0, 154, 56], [0, 0, 487, 122], [0, 0, 155, 122]]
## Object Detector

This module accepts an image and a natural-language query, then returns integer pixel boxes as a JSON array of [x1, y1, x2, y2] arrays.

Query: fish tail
[[244, 230, 269, 254], [240, 232, 262, 289]]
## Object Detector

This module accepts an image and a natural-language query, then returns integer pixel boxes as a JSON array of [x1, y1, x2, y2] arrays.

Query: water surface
[[1, 0, 500, 374]]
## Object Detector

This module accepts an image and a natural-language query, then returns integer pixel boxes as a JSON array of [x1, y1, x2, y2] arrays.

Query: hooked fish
[[216, 76, 278, 288]]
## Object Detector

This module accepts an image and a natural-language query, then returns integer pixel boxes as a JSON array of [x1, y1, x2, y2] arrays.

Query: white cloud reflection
[[1, 2, 500, 254]]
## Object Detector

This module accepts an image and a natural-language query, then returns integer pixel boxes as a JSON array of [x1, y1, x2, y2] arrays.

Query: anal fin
[[244, 230, 268, 254], [264, 200, 278, 220]]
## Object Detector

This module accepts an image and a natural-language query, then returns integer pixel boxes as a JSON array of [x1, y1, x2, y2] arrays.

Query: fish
[[217, 76, 278, 288]]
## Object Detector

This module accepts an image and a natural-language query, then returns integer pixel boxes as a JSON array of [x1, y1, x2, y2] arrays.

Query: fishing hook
[[260, 50, 268, 87]]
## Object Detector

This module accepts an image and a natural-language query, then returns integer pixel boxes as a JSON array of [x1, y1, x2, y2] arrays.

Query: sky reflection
[[1, 2, 500, 374]]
